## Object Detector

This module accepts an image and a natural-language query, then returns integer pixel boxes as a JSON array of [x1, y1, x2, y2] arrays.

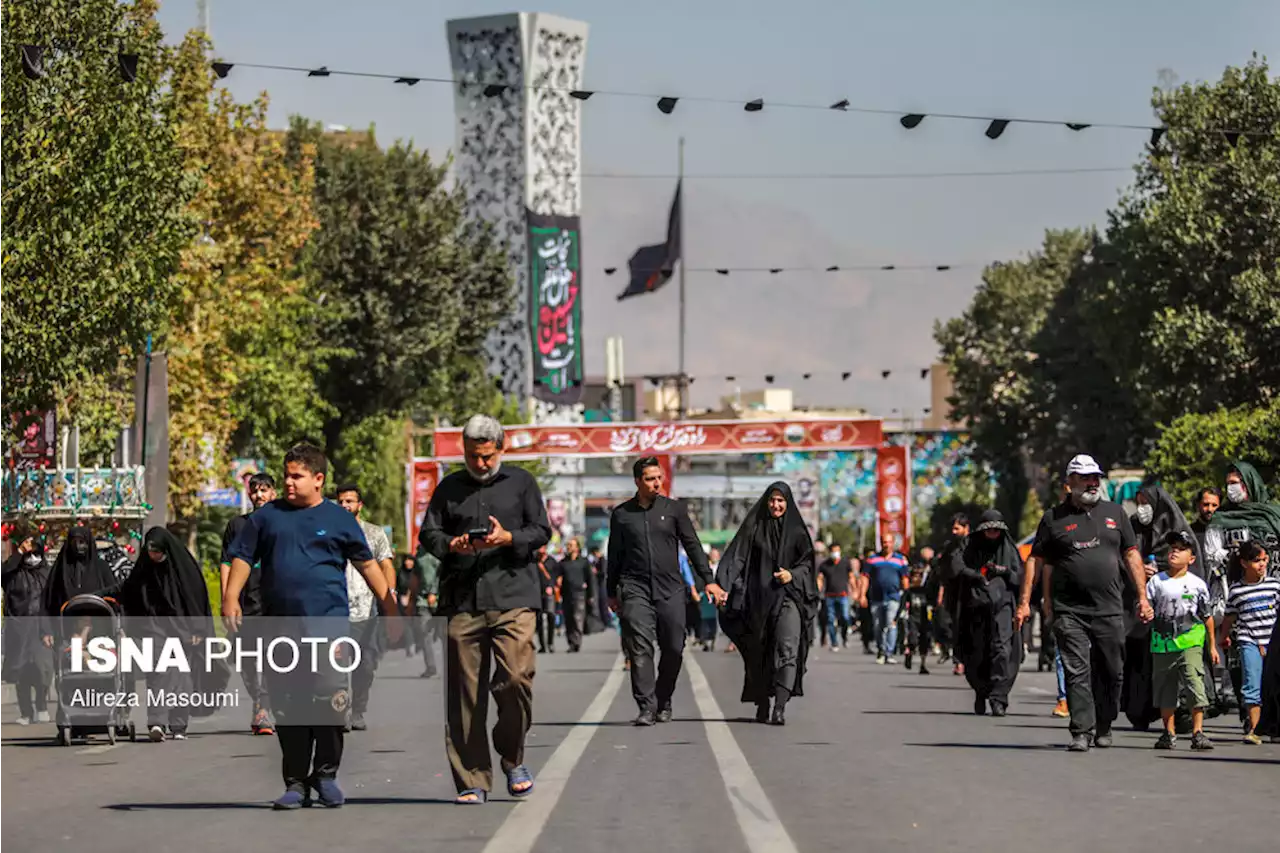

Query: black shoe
[[633, 711, 656, 727], [919, 665, 930, 675], [350, 713, 368, 731], [770, 706, 786, 726], [904, 652, 913, 670], [655, 707, 673, 724], [1154, 731, 1175, 750], [1067, 733, 1092, 752], [1094, 729, 1113, 749], [974, 696, 987, 716], [755, 703, 770, 724], [1191, 732, 1214, 751], [989, 701, 1007, 718]]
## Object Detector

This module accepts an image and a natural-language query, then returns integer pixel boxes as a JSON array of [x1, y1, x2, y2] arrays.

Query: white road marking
[[481, 652, 627, 853], [74, 744, 119, 755], [684, 654, 801, 853]]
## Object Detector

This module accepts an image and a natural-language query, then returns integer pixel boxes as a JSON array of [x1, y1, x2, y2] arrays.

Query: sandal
[[455, 788, 487, 805], [506, 764, 535, 798]]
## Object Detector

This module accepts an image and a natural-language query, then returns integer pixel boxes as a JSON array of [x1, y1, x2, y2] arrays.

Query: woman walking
[[717, 482, 819, 725]]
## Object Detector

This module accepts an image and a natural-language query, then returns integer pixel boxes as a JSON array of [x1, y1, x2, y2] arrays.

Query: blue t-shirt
[[862, 554, 911, 603], [228, 499, 373, 617]]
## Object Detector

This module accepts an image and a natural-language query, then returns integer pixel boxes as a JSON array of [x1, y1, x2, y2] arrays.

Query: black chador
[[953, 510, 1024, 716], [717, 482, 819, 726]]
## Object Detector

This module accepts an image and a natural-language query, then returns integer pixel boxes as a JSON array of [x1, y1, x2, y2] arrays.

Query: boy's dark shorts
[[1152, 646, 1208, 710]]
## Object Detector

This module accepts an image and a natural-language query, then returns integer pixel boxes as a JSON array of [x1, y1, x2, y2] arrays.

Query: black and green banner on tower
[[527, 211, 583, 404]]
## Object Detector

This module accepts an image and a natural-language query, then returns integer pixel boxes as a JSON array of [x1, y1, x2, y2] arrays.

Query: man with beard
[[558, 538, 591, 652], [1017, 455, 1154, 752], [1190, 488, 1221, 557], [335, 484, 396, 732], [419, 415, 551, 804], [220, 472, 278, 735], [608, 456, 725, 725]]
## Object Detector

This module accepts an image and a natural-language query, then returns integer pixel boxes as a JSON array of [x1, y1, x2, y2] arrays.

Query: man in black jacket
[[420, 415, 551, 804], [608, 456, 725, 725]]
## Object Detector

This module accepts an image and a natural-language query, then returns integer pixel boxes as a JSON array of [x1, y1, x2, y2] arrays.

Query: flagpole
[[677, 136, 687, 419]]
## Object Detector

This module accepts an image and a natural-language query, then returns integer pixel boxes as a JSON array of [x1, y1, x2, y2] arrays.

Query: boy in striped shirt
[[1220, 540, 1279, 745]]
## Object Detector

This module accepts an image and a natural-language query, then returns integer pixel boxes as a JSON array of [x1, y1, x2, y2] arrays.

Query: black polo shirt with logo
[[1031, 499, 1138, 617]]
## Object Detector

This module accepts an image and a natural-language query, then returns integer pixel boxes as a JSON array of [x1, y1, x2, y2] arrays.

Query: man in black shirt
[[817, 544, 856, 649], [608, 456, 725, 725], [1017, 454, 1154, 752], [219, 472, 277, 735], [558, 538, 591, 652], [419, 415, 551, 804]]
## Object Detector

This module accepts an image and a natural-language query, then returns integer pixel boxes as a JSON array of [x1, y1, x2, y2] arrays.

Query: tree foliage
[[163, 33, 324, 523], [2, 0, 197, 416], [938, 59, 1280, 509], [284, 120, 513, 434]]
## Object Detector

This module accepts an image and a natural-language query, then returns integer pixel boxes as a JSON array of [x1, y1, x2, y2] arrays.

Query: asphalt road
[[3, 629, 1276, 853]]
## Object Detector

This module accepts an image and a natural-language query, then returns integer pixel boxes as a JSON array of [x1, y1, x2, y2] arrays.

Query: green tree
[[2, 0, 197, 416], [284, 119, 513, 433], [934, 229, 1094, 523], [1108, 57, 1280, 421]]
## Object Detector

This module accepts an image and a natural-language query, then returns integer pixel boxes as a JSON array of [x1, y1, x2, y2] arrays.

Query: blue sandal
[[506, 765, 535, 798], [455, 788, 487, 805]]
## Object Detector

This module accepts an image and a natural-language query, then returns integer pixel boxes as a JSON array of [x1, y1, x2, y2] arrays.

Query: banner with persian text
[[433, 419, 883, 461], [875, 443, 912, 551], [527, 211, 583, 404]]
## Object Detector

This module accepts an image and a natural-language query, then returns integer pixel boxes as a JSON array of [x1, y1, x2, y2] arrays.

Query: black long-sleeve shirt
[[606, 494, 712, 600], [419, 466, 551, 614]]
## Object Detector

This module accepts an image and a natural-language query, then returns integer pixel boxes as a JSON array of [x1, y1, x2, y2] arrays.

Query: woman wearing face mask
[[716, 482, 819, 725], [118, 528, 213, 741], [1206, 461, 1280, 583], [953, 510, 1024, 717], [2, 523, 55, 725], [1123, 485, 1204, 731]]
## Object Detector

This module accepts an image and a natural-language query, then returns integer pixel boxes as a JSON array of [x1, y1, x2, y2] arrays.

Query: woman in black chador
[[717, 482, 819, 726], [2, 523, 54, 724], [118, 528, 213, 740], [953, 510, 1024, 717]]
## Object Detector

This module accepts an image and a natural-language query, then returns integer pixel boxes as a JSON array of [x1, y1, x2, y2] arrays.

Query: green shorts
[[1152, 646, 1208, 710]]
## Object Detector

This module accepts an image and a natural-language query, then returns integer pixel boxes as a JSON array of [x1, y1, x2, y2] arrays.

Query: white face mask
[[1135, 504, 1154, 526], [23, 554, 42, 567], [1226, 482, 1248, 504]]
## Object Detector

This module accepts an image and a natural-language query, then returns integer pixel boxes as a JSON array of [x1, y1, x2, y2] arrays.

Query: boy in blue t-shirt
[[225, 443, 399, 810]]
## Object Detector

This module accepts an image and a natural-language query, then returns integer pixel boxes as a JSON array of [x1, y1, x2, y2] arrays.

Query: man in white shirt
[[336, 484, 396, 731]]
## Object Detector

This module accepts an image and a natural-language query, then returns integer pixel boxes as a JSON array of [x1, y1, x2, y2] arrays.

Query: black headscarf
[[120, 528, 212, 634], [44, 525, 116, 619], [717, 482, 819, 632], [958, 510, 1024, 609], [1133, 484, 1204, 578]]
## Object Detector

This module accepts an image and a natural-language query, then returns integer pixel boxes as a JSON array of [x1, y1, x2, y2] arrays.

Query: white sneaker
[[36, 711, 51, 724], [875, 654, 886, 665], [830, 645, 840, 653], [171, 732, 187, 741], [15, 716, 31, 726], [885, 657, 898, 665], [148, 725, 165, 742]]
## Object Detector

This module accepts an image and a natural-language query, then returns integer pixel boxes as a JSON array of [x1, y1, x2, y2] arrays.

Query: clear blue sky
[[157, 0, 1278, 417]]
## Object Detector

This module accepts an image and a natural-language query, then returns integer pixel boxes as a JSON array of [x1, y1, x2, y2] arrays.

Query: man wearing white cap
[[1017, 454, 1154, 752]]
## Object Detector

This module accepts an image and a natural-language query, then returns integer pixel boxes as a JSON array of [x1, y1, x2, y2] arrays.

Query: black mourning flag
[[617, 181, 682, 301]]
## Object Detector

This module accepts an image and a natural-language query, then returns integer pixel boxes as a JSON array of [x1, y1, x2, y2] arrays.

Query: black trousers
[[858, 605, 874, 650], [278, 725, 344, 788], [268, 640, 349, 786], [563, 597, 586, 651], [13, 662, 50, 719], [537, 603, 557, 652], [1053, 611, 1124, 736], [620, 591, 686, 713]]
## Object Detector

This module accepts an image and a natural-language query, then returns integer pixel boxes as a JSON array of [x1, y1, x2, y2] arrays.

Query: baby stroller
[[54, 594, 137, 746]]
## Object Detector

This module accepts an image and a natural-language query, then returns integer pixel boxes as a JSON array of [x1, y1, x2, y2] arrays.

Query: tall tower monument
[[446, 13, 588, 421]]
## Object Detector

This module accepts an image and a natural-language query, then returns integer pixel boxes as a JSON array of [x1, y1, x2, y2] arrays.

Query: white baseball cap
[[1065, 454, 1104, 476]]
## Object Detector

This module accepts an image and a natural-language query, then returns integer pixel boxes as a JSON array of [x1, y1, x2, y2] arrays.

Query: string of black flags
[[16, 46, 1271, 147], [538, 368, 937, 390]]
